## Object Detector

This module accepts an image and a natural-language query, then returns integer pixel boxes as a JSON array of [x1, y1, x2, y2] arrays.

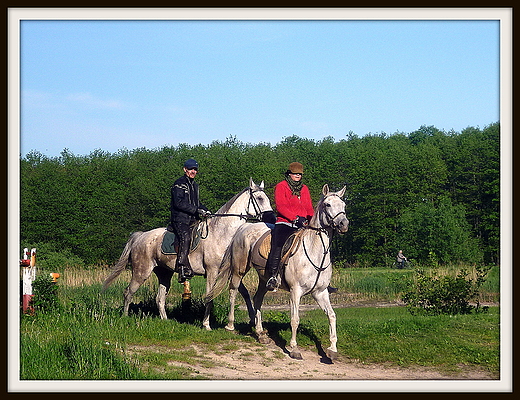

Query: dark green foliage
[[20, 123, 500, 267], [398, 197, 482, 265], [402, 266, 491, 315]]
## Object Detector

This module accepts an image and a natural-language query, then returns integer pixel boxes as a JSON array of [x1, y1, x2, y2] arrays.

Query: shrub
[[402, 266, 490, 315], [31, 275, 61, 313]]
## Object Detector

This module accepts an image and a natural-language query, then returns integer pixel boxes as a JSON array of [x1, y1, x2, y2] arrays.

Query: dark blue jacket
[[170, 175, 207, 225]]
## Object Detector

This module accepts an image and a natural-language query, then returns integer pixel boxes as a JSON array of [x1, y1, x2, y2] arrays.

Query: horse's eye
[[326, 203, 331, 207]]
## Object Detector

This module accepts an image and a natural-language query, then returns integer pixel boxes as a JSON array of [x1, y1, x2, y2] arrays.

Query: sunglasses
[[290, 172, 302, 176]]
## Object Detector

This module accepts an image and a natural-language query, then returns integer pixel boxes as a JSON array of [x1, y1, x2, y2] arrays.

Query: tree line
[[20, 123, 500, 267]]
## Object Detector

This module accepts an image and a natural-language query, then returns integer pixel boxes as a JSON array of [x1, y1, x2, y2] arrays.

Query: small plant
[[31, 275, 61, 313], [402, 266, 490, 316]]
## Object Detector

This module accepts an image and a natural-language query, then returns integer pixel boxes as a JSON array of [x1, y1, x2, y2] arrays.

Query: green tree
[[19, 124, 499, 266], [398, 196, 483, 265]]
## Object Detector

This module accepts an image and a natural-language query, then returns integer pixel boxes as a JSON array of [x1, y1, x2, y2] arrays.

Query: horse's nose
[[339, 218, 349, 232]]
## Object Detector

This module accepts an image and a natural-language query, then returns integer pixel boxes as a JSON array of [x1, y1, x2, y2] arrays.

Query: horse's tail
[[101, 231, 143, 291], [204, 246, 234, 304]]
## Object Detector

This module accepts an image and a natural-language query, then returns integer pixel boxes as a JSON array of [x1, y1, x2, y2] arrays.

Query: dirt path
[[128, 300, 498, 383], [177, 342, 494, 381], [130, 339, 495, 382]]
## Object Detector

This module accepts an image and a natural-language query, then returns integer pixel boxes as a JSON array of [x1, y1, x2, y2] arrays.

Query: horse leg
[[154, 267, 174, 320], [123, 269, 152, 316], [238, 281, 255, 327], [224, 269, 252, 331], [202, 268, 218, 331], [225, 286, 238, 331], [202, 301, 213, 331], [288, 287, 304, 360], [253, 280, 270, 344], [312, 288, 338, 360]]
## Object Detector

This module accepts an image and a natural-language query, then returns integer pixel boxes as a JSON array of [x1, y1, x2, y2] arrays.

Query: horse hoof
[[326, 349, 338, 361], [257, 333, 272, 344], [224, 325, 235, 332], [289, 350, 303, 360]]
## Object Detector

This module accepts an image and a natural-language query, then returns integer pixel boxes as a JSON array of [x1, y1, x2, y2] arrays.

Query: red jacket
[[274, 180, 314, 224]]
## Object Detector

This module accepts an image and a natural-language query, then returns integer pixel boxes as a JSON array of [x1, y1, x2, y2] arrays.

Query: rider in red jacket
[[273, 177, 314, 225], [265, 162, 314, 291]]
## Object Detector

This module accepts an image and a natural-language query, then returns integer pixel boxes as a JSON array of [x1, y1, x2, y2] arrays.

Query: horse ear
[[322, 184, 330, 196], [249, 177, 254, 188], [337, 185, 346, 198], [259, 180, 265, 190]]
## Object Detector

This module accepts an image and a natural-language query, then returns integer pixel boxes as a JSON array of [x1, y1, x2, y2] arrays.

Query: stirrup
[[178, 265, 194, 283]]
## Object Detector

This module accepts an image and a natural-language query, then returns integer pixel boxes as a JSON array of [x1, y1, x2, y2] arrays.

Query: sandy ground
[[129, 337, 495, 383], [163, 341, 495, 381]]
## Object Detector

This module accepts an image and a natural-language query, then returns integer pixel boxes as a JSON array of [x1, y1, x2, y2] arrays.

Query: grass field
[[19, 265, 501, 380]]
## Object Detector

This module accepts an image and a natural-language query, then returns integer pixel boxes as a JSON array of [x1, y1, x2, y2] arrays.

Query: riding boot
[[327, 285, 338, 294], [175, 229, 194, 283], [265, 251, 282, 291]]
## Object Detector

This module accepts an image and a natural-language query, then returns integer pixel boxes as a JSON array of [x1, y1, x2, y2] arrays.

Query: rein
[[209, 188, 264, 221], [301, 228, 333, 296], [198, 188, 266, 238], [207, 213, 257, 220], [298, 196, 344, 295]]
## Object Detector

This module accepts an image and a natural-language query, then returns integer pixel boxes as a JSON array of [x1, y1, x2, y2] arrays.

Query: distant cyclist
[[396, 250, 408, 269]]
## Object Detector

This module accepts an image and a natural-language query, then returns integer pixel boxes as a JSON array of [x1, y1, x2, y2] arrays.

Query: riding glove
[[294, 216, 307, 228]]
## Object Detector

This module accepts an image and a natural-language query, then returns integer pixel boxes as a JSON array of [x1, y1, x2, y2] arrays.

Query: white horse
[[205, 184, 349, 360], [102, 178, 273, 331]]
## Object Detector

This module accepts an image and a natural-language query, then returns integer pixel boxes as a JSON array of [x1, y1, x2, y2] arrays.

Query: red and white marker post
[[21, 248, 37, 314]]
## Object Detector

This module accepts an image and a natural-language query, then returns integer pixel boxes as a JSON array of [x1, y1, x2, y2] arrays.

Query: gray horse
[[102, 178, 273, 331], [205, 184, 349, 359]]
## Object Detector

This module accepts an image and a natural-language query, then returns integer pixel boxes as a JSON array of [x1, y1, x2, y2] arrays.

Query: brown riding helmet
[[288, 162, 304, 174]]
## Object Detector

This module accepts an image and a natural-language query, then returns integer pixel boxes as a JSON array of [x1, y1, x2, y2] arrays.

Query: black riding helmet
[[184, 158, 199, 170]]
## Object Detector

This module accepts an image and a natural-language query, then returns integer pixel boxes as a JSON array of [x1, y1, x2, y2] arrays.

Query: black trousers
[[170, 221, 193, 271], [266, 223, 297, 276]]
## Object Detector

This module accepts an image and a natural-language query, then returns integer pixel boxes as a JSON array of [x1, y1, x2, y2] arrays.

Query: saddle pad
[[252, 228, 304, 269], [161, 231, 178, 254], [161, 226, 202, 255], [252, 230, 271, 269], [258, 230, 272, 259]]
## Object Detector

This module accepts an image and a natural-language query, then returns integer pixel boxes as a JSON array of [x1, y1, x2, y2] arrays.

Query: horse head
[[246, 177, 273, 220], [313, 184, 349, 234]]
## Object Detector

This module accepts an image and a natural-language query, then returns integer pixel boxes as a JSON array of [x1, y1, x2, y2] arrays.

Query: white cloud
[[66, 92, 126, 110]]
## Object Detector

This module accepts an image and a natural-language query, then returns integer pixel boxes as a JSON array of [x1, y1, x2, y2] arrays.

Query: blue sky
[[18, 11, 502, 158]]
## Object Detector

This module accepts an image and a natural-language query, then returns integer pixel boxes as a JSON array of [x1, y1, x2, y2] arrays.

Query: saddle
[[161, 223, 203, 255], [251, 228, 305, 270]]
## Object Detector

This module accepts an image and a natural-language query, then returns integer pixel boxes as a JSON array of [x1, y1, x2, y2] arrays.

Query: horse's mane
[[309, 194, 325, 226], [214, 187, 249, 214]]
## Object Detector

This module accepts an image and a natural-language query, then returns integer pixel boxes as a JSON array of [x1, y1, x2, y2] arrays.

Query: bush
[[31, 275, 61, 313], [402, 266, 490, 315]]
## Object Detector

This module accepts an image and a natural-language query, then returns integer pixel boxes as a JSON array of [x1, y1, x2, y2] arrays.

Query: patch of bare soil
[[130, 340, 495, 381]]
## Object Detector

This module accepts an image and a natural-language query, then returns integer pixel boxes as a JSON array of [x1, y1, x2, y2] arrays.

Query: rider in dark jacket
[[168, 158, 209, 282]]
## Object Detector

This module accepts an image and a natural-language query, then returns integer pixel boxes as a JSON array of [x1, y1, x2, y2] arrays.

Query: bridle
[[245, 187, 266, 221], [307, 194, 347, 234], [301, 194, 347, 294], [198, 187, 269, 239], [205, 187, 270, 221]]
